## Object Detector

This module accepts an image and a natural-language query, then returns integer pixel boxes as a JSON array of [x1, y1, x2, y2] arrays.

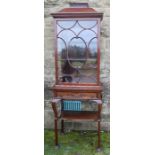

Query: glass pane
[[68, 38, 87, 59], [78, 20, 97, 29], [58, 60, 77, 83], [57, 21, 76, 29], [78, 30, 96, 44], [58, 30, 75, 43], [57, 38, 67, 59], [57, 25, 63, 33], [56, 20, 98, 84], [70, 22, 83, 35], [76, 66, 97, 83], [58, 62, 97, 83], [89, 38, 97, 59], [91, 26, 97, 34], [68, 38, 87, 68]]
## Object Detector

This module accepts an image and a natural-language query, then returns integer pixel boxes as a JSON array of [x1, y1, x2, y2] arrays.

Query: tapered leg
[[54, 119, 58, 146], [97, 121, 101, 151], [61, 120, 64, 133]]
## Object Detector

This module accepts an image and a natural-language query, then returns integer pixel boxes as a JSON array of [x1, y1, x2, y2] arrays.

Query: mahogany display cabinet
[[50, 4, 103, 150]]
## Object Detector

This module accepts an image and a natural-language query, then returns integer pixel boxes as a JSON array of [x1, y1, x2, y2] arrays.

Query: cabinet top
[[51, 8, 103, 20]]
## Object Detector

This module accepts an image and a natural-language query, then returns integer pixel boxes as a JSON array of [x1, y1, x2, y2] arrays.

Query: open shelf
[[61, 111, 99, 121]]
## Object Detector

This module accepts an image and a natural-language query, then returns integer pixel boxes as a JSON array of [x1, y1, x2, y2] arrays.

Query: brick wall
[[44, 0, 110, 131]]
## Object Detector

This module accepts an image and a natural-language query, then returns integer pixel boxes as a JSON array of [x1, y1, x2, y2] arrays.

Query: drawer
[[56, 92, 97, 99]]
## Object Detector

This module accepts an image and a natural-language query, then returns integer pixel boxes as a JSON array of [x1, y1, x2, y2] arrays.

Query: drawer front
[[56, 92, 97, 99]]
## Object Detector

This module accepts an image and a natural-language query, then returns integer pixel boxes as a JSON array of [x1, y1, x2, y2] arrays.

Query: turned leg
[[61, 120, 64, 133], [51, 98, 61, 148]]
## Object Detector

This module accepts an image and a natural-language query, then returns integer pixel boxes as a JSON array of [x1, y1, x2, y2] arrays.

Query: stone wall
[[44, 0, 110, 131]]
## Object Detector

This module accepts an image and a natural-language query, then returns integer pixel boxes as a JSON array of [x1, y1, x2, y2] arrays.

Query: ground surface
[[44, 129, 110, 155]]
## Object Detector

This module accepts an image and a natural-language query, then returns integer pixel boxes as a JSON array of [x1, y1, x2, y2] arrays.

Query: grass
[[44, 129, 110, 155]]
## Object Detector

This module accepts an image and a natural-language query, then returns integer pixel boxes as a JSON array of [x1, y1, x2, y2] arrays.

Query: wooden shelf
[[61, 111, 99, 121]]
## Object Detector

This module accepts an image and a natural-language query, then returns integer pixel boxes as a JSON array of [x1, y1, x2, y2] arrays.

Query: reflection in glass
[[68, 38, 87, 68], [58, 60, 76, 82], [58, 62, 97, 83], [56, 20, 98, 83], [91, 26, 97, 34], [57, 25, 63, 33], [57, 38, 67, 59], [58, 30, 75, 43], [78, 20, 97, 28], [68, 38, 86, 59], [79, 30, 96, 44], [89, 38, 97, 59], [70, 22, 83, 35], [57, 21, 76, 29], [77, 67, 97, 83], [62, 60, 76, 74]]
